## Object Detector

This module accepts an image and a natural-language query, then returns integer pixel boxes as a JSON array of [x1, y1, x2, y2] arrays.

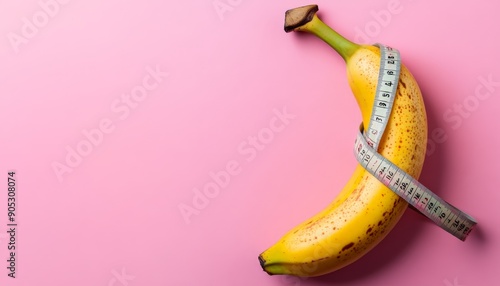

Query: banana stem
[[284, 5, 360, 62]]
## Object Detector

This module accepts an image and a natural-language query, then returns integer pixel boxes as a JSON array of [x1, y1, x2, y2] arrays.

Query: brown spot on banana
[[399, 79, 407, 89], [341, 242, 355, 251]]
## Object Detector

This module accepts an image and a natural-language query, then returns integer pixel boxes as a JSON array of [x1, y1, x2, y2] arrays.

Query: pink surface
[[0, 0, 499, 285]]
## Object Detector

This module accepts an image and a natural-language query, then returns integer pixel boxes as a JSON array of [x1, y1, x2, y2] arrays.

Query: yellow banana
[[258, 5, 428, 277]]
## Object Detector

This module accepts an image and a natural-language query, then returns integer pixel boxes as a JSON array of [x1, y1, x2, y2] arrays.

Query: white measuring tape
[[354, 44, 476, 241]]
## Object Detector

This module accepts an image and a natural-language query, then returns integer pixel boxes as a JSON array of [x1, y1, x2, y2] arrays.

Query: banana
[[258, 5, 428, 277]]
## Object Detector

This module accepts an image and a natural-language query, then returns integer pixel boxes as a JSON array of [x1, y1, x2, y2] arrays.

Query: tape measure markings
[[354, 44, 476, 241], [354, 130, 475, 240], [366, 44, 401, 150]]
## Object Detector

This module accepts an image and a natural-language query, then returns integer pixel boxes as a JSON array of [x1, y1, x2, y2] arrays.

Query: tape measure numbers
[[355, 44, 476, 241], [365, 44, 401, 150]]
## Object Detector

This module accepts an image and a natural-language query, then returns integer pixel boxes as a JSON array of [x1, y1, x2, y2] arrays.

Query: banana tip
[[258, 255, 266, 269], [284, 4, 319, 33], [258, 255, 274, 275]]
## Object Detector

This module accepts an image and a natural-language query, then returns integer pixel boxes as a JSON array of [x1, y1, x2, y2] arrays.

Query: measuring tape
[[365, 44, 401, 150], [354, 44, 476, 241]]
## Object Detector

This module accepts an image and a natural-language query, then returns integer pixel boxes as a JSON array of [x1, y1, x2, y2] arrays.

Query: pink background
[[1, 0, 499, 285]]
